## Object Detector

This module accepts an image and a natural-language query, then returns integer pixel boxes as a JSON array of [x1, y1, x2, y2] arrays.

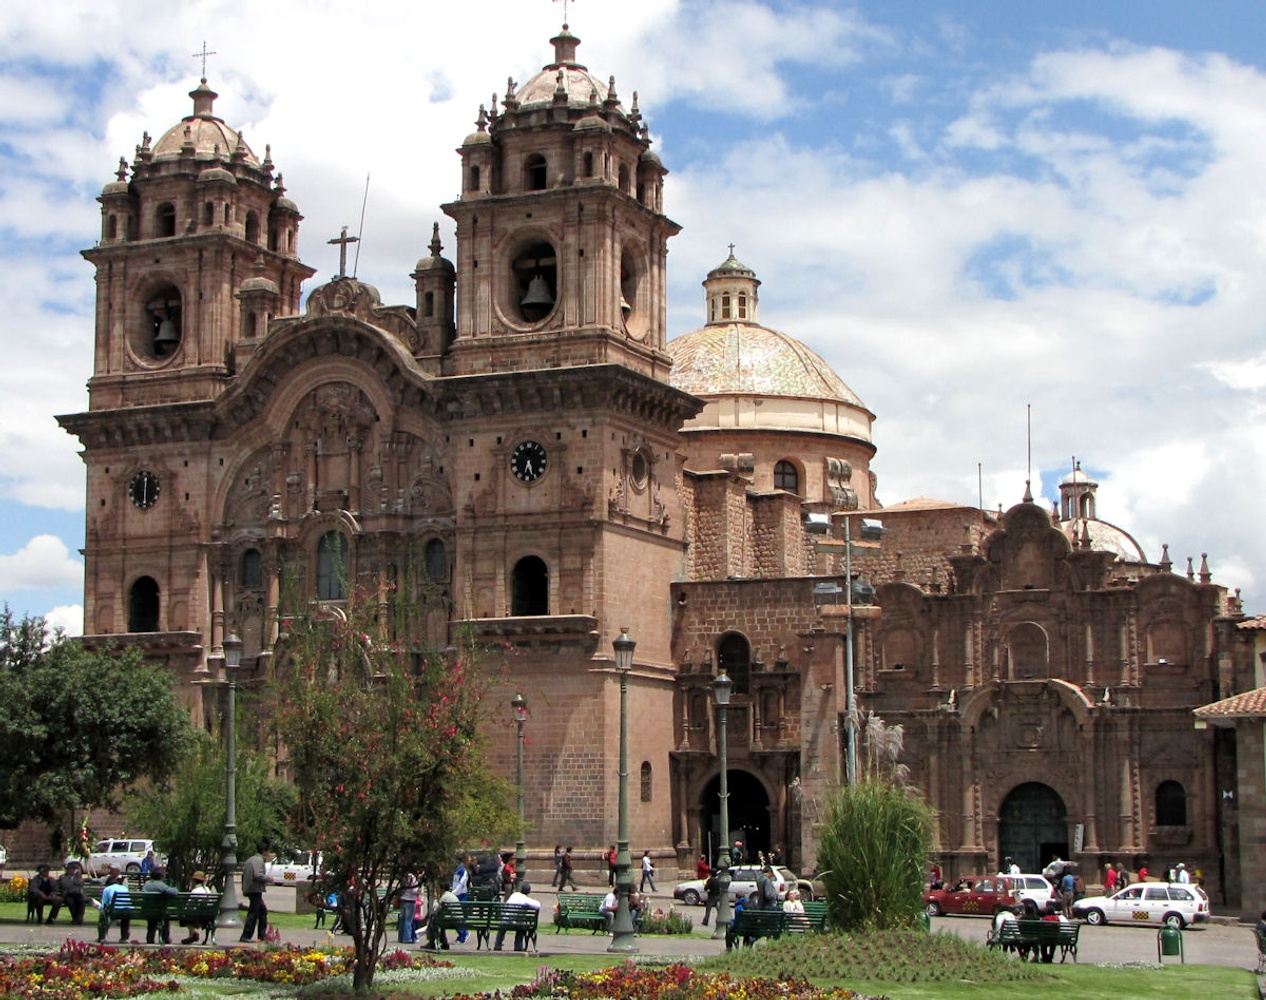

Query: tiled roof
[[1194, 687, 1266, 721], [1238, 615, 1266, 631]]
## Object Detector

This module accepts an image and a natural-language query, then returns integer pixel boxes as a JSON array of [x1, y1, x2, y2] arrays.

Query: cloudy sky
[[2, 0, 1264, 633]]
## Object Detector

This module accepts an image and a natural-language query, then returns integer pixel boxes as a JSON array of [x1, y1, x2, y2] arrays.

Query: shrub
[[817, 779, 933, 931], [638, 907, 693, 934]]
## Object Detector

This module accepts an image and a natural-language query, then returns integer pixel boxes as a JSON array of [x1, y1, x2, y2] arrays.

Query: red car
[[924, 875, 1023, 917]]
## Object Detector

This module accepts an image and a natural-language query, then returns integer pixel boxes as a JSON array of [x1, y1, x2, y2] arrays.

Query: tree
[[816, 714, 933, 931], [126, 731, 296, 889], [0, 609, 195, 838], [273, 579, 514, 993]]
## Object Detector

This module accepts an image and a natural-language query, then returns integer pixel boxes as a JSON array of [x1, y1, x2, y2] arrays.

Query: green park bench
[[987, 919, 1079, 963], [726, 905, 829, 949], [430, 900, 538, 951], [102, 892, 222, 945], [553, 893, 607, 934]]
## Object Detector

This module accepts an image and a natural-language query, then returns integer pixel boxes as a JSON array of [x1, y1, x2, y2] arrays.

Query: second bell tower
[[444, 26, 677, 381]]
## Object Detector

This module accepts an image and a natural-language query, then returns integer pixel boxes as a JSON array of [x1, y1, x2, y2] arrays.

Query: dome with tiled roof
[[514, 26, 616, 111], [668, 250, 872, 442], [151, 79, 260, 166]]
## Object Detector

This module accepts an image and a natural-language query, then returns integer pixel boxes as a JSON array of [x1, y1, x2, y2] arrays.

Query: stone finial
[[1186, 557, 1195, 581], [115, 157, 128, 182], [274, 173, 286, 196], [429, 222, 443, 257], [589, 86, 599, 106], [1022, 479, 1033, 503], [630, 91, 640, 118], [475, 104, 488, 133], [140, 130, 151, 151], [262, 144, 273, 171], [606, 75, 619, 104], [1199, 553, 1211, 584], [1159, 543, 1172, 571]]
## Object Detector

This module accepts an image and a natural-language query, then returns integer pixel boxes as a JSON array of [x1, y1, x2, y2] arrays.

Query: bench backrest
[[558, 894, 605, 913], [734, 908, 787, 930]]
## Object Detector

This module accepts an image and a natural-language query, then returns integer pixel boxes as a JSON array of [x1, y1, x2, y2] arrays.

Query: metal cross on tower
[[328, 226, 360, 280], [192, 41, 217, 80]]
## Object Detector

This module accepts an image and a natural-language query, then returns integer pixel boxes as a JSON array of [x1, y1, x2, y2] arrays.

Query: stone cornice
[[57, 401, 216, 450]]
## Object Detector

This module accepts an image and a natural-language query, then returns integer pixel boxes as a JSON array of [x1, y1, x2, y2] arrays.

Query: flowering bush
[[0, 940, 452, 998], [1, 874, 28, 902], [446, 961, 884, 1000], [637, 907, 694, 934]]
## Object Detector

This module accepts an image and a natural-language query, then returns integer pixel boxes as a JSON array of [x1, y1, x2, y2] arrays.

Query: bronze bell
[[520, 274, 554, 308], [154, 315, 180, 353]]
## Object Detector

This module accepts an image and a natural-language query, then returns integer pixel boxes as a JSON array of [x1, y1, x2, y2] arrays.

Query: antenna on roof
[[1025, 402, 1032, 500], [977, 462, 983, 513], [352, 173, 370, 279]]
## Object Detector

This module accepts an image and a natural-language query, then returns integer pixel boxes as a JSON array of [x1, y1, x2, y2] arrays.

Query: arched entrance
[[998, 782, 1068, 874], [700, 770, 770, 865]]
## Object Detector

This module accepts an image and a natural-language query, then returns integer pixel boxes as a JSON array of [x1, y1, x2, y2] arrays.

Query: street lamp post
[[511, 693, 528, 881], [608, 628, 638, 953], [711, 671, 733, 940], [217, 634, 243, 931], [844, 517, 858, 787]]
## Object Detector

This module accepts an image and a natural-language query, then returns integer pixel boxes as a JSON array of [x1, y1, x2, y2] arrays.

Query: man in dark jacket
[[27, 864, 60, 924], [141, 865, 180, 944], [239, 840, 275, 942], [48, 862, 86, 925], [756, 865, 780, 910], [701, 872, 720, 926]]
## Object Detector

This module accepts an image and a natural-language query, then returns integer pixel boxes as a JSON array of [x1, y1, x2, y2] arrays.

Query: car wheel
[[1084, 908, 1105, 926], [1163, 913, 1185, 930], [125, 863, 140, 874], [681, 889, 701, 905], [925, 901, 942, 917]]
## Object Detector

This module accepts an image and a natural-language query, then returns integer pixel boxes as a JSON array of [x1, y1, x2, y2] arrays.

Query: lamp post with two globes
[[608, 628, 638, 953], [711, 670, 733, 940]]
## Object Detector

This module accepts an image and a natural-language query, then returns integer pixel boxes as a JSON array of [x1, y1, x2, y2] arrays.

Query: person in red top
[[1137, 864, 1149, 882], [606, 845, 618, 887], [1104, 863, 1117, 893], [696, 855, 710, 880]]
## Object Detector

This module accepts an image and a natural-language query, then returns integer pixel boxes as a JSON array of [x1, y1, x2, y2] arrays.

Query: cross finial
[[728, 242, 736, 257], [192, 40, 217, 80], [553, 0, 573, 26], [328, 226, 360, 280]]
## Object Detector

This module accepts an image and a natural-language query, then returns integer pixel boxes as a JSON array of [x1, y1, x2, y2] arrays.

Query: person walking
[[1104, 863, 1117, 893], [696, 854, 710, 880], [239, 841, 275, 943], [639, 851, 657, 892], [1057, 866, 1076, 919], [558, 847, 578, 891], [551, 845, 563, 889], [701, 870, 720, 926], [1175, 862, 1191, 884]]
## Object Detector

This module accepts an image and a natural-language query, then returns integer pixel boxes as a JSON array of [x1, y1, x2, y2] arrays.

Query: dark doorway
[[998, 782, 1068, 874], [128, 576, 160, 632], [701, 770, 770, 867], [511, 556, 549, 616]]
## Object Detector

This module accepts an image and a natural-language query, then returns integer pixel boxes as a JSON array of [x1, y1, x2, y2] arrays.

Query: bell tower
[[84, 78, 314, 409], [443, 26, 677, 380]]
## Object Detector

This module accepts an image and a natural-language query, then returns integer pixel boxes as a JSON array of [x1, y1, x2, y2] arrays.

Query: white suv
[[64, 838, 159, 875], [673, 865, 795, 904], [1009, 873, 1058, 915]]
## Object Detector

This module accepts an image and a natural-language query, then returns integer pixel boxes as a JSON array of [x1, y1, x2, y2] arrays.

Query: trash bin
[[1157, 925, 1184, 963]]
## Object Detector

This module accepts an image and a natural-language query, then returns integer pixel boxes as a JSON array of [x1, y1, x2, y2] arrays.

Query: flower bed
[[449, 961, 887, 1000], [0, 940, 451, 998]]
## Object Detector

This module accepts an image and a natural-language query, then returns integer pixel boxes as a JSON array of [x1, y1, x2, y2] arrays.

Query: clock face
[[128, 470, 160, 509], [510, 440, 548, 483]]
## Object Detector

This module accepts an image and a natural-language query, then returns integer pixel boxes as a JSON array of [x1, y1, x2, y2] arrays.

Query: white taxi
[[1073, 882, 1209, 928], [265, 849, 321, 884]]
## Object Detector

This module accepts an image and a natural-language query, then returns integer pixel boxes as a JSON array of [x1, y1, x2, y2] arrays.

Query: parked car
[[64, 838, 159, 875], [265, 849, 321, 884], [923, 875, 1025, 917], [1008, 873, 1059, 916], [1072, 882, 1209, 928], [673, 865, 806, 905]]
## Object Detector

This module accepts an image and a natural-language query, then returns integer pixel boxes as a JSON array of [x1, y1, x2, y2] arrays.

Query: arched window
[[511, 556, 549, 615], [738, 294, 748, 319], [583, 152, 594, 177], [640, 761, 653, 803], [1156, 780, 1187, 826], [105, 215, 117, 240], [244, 211, 260, 244], [223, 203, 231, 225], [240, 548, 263, 588], [618, 163, 630, 193], [469, 165, 481, 192], [316, 531, 348, 600], [156, 202, 176, 237], [689, 691, 708, 729], [773, 460, 799, 494], [523, 153, 548, 191], [203, 201, 214, 226], [721, 293, 731, 319], [718, 631, 751, 695], [1008, 621, 1049, 680], [128, 576, 160, 632], [423, 291, 435, 317], [425, 538, 447, 582]]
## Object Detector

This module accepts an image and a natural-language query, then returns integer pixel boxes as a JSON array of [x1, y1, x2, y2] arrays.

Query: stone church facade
[[56, 27, 1259, 906]]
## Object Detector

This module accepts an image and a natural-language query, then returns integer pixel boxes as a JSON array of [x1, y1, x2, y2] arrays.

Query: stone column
[[264, 550, 280, 651], [1081, 718, 1100, 852], [961, 726, 979, 849], [927, 719, 942, 848], [1119, 722, 1136, 850]]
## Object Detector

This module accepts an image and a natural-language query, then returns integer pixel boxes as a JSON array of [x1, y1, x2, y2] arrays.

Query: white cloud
[[45, 604, 84, 637], [0, 535, 84, 592]]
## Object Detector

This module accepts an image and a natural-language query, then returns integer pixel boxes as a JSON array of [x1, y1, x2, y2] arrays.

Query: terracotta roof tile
[[1238, 615, 1266, 630], [1194, 687, 1266, 721]]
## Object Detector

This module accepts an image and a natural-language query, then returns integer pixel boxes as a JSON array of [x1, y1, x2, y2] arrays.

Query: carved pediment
[[305, 278, 419, 349]]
